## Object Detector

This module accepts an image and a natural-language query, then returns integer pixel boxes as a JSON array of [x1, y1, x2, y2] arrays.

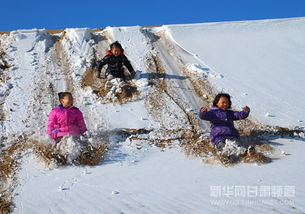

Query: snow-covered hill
[[0, 17, 305, 214]]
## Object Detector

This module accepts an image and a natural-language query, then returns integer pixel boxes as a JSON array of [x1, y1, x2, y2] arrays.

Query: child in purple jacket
[[199, 93, 252, 153]]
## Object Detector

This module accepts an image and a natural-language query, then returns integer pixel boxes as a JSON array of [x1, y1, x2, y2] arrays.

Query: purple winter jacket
[[199, 106, 250, 144]]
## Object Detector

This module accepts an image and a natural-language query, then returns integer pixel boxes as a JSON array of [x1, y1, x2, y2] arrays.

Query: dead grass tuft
[[115, 84, 139, 103], [243, 152, 271, 164], [32, 141, 108, 167], [255, 143, 274, 152], [0, 155, 17, 181], [81, 67, 139, 104], [183, 136, 216, 158], [0, 141, 27, 181], [0, 136, 29, 214], [77, 144, 108, 166], [0, 196, 12, 214], [81, 67, 97, 88]]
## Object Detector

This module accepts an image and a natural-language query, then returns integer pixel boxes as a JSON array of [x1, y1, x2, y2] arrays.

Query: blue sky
[[1, 0, 305, 31]]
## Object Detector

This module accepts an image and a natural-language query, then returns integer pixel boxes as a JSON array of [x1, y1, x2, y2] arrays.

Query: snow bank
[[166, 17, 305, 127]]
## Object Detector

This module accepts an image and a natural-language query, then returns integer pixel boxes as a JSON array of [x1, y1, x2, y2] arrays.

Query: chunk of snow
[[111, 191, 120, 195], [265, 112, 275, 117]]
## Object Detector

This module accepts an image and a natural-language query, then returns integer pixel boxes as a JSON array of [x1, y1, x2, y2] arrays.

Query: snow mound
[[55, 136, 84, 164]]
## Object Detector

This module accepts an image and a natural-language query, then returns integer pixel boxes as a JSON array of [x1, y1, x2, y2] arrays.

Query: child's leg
[[112, 70, 126, 81], [54, 137, 63, 144], [221, 139, 247, 156], [215, 140, 226, 151]]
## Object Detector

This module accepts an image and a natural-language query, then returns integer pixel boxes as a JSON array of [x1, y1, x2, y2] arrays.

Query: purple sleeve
[[199, 110, 214, 121], [232, 110, 250, 120]]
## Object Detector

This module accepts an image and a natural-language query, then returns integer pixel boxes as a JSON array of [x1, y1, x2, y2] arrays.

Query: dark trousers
[[107, 70, 126, 80]]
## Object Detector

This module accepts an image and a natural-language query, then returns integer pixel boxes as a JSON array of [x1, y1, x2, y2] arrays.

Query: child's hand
[[50, 128, 60, 139], [96, 71, 101, 78], [242, 106, 250, 112], [200, 107, 208, 112]]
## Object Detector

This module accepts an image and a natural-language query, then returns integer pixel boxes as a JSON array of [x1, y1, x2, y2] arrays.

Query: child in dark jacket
[[199, 93, 252, 154], [96, 41, 135, 81]]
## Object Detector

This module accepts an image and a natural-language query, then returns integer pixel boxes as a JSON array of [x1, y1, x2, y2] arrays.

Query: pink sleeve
[[47, 110, 57, 135], [77, 110, 87, 134]]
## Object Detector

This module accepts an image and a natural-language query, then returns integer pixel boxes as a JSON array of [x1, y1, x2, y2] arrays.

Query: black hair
[[58, 92, 72, 100], [212, 93, 232, 108], [110, 41, 124, 52]]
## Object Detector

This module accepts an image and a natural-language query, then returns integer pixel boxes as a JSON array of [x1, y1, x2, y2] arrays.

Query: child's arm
[[232, 106, 250, 120], [198, 107, 213, 121], [77, 111, 87, 135], [47, 110, 59, 138], [96, 55, 111, 77], [122, 55, 135, 76]]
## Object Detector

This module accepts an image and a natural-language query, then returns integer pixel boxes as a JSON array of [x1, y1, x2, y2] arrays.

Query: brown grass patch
[[0, 136, 29, 214], [243, 152, 271, 164], [0, 32, 10, 35], [115, 84, 139, 103], [0, 155, 17, 181], [82, 68, 139, 104], [0, 196, 12, 214], [53, 34, 75, 93], [0, 51, 12, 83], [77, 144, 108, 166], [0, 141, 27, 181], [182, 136, 215, 157], [33, 141, 108, 167], [256, 143, 274, 152], [81, 67, 98, 88]]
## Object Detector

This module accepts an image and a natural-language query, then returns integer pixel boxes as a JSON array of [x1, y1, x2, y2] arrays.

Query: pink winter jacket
[[47, 105, 87, 139]]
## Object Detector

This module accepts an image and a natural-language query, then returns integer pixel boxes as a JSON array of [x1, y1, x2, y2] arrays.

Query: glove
[[51, 128, 60, 134], [50, 128, 60, 139]]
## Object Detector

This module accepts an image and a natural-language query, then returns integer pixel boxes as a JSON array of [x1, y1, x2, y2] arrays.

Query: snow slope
[[166, 17, 305, 127], [0, 17, 305, 214]]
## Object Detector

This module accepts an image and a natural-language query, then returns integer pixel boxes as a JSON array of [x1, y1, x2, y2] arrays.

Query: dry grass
[[0, 155, 17, 181], [77, 144, 108, 166], [0, 196, 12, 214], [255, 143, 274, 152], [0, 142, 26, 181], [0, 135, 108, 213], [243, 152, 271, 164], [183, 137, 216, 158], [0, 51, 11, 83], [32, 141, 108, 167], [81, 67, 139, 104], [0, 29, 104, 35], [81, 67, 97, 88], [53, 34, 75, 93], [0, 136, 29, 214], [0, 32, 10, 35], [181, 130, 273, 166]]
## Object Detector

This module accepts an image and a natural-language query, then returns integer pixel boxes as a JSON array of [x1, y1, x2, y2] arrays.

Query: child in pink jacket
[[47, 92, 87, 141]]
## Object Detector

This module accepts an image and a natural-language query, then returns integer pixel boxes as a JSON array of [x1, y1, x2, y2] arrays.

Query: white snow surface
[[0, 18, 305, 214], [166, 17, 305, 127]]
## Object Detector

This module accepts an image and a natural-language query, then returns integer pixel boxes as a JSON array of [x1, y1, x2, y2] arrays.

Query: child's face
[[60, 94, 73, 108], [111, 47, 122, 56], [216, 96, 229, 110]]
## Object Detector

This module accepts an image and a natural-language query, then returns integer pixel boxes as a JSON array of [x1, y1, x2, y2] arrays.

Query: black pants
[[107, 70, 126, 80]]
